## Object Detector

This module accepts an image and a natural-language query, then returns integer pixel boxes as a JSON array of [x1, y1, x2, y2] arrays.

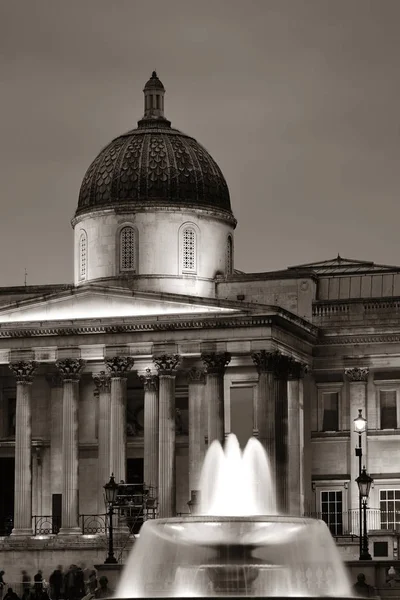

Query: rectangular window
[[322, 392, 339, 431], [380, 489, 400, 530], [320, 490, 343, 535], [380, 390, 397, 429]]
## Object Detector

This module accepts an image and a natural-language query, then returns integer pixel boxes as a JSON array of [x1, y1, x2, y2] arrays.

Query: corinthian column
[[140, 369, 159, 493], [188, 367, 206, 498], [201, 352, 231, 445], [93, 371, 111, 512], [287, 360, 308, 516], [56, 358, 85, 534], [105, 357, 134, 484], [9, 360, 38, 536], [345, 367, 369, 515], [273, 353, 292, 514], [46, 373, 63, 500], [251, 351, 276, 469], [153, 354, 180, 518]]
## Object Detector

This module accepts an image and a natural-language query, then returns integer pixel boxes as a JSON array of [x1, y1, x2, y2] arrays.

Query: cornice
[[318, 333, 400, 346], [0, 311, 318, 340]]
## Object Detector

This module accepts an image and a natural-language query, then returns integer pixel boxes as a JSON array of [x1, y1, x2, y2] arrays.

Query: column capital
[[153, 354, 180, 376], [345, 367, 369, 383], [105, 356, 134, 378], [187, 367, 206, 384], [9, 360, 38, 383], [287, 359, 308, 380], [55, 358, 85, 381], [45, 372, 63, 388], [93, 371, 111, 393], [251, 350, 277, 374], [140, 368, 158, 391], [201, 352, 231, 375]]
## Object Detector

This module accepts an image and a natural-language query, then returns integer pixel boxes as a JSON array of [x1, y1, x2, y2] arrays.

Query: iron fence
[[80, 513, 107, 535], [306, 509, 400, 536], [33, 515, 60, 535]]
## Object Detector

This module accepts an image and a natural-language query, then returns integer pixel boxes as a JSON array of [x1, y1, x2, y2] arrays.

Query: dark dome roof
[[76, 73, 231, 217]]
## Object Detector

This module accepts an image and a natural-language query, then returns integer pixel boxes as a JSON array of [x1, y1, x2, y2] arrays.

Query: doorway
[[0, 457, 14, 535]]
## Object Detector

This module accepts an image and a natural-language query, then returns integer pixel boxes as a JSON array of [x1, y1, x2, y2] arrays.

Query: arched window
[[182, 226, 197, 273], [226, 235, 233, 275], [79, 231, 87, 281], [120, 226, 137, 272]]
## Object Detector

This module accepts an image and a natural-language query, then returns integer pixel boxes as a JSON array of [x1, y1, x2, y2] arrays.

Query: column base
[[58, 527, 82, 536], [10, 527, 33, 537]]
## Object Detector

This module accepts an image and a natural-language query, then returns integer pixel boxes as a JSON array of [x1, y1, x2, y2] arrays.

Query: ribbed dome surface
[[77, 124, 231, 216]]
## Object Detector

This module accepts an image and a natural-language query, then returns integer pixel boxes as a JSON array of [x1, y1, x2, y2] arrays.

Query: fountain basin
[[116, 516, 353, 598]]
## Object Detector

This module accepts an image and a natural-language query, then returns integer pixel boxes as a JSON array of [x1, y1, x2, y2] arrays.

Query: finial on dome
[[139, 71, 170, 128]]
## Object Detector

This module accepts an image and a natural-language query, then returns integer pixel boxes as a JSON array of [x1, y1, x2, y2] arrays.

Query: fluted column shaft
[[154, 355, 180, 518], [9, 361, 37, 536], [251, 351, 276, 472], [105, 357, 134, 484], [202, 353, 231, 445], [346, 367, 369, 514], [93, 371, 111, 512], [287, 362, 307, 516], [46, 374, 63, 498], [188, 368, 206, 496], [141, 370, 159, 492], [56, 358, 85, 534]]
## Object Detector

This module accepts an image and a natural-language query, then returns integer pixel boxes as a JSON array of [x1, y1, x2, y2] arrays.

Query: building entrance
[[0, 457, 14, 535]]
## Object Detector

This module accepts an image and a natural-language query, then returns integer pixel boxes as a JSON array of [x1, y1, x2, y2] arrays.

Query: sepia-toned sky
[[1, 0, 400, 286]]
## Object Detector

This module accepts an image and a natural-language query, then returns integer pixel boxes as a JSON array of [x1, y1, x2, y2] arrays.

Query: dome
[[76, 73, 231, 217]]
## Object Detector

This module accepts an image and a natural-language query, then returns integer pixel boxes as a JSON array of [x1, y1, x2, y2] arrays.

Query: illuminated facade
[[0, 73, 400, 574]]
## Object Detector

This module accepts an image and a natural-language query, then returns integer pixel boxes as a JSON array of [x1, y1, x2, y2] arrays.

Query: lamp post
[[356, 467, 373, 560], [104, 473, 119, 564], [353, 409, 367, 559]]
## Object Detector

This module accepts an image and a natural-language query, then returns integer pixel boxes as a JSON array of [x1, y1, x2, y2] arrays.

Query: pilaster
[[140, 369, 159, 493]]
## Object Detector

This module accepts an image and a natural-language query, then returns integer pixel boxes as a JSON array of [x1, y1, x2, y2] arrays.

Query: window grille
[[120, 227, 136, 272], [79, 232, 87, 281], [380, 390, 397, 429], [380, 490, 400, 530], [226, 235, 233, 275], [320, 490, 343, 535], [182, 227, 196, 272], [322, 392, 339, 431]]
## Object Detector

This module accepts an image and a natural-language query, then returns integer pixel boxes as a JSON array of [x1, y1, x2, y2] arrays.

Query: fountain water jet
[[116, 434, 353, 598]]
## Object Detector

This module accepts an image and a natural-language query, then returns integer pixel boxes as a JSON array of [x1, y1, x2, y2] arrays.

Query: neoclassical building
[[0, 73, 400, 568]]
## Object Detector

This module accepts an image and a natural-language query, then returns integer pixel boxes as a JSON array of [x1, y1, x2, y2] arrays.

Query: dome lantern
[[138, 71, 170, 127]]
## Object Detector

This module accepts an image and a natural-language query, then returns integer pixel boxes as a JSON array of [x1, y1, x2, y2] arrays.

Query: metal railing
[[33, 515, 61, 535], [306, 509, 400, 536], [80, 513, 107, 535]]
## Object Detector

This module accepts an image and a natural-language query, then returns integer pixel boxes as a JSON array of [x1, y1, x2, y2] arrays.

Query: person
[[94, 577, 113, 599], [86, 572, 97, 596], [0, 572, 7, 600], [49, 567, 63, 600], [352, 573, 377, 597], [33, 573, 43, 594], [3, 588, 20, 600], [21, 572, 31, 595]]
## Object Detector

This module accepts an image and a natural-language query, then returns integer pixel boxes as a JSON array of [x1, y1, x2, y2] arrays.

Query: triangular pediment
[[287, 255, 400, 275], [0, 285, 237, 323]]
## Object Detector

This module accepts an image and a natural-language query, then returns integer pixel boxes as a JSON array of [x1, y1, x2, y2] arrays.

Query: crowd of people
[[0, 566, 113, 600]]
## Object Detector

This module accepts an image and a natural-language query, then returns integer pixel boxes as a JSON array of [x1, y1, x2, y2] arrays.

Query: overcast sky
[[1, 0, 400, 286]]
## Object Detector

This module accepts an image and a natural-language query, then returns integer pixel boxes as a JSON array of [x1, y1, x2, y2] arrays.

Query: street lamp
[[353, 409, 367, 559], [356, 467, 373, 560], [104, 473, 119, 564]]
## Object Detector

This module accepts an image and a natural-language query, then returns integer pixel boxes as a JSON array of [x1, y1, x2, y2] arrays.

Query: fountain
[[116, 435, 353, 597]]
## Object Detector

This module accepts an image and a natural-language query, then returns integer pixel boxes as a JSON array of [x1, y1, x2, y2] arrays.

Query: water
[[116, 434, 353, 597]]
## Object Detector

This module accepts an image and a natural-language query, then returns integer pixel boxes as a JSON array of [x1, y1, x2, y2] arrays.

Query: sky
[[1, 0, 400, 286]]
